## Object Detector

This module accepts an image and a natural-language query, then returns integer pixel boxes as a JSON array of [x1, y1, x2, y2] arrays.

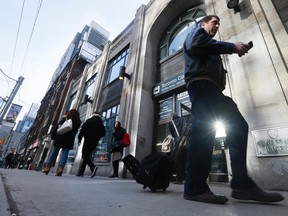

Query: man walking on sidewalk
[[183, 15, 284, 204], [77, 112, 106, 178]]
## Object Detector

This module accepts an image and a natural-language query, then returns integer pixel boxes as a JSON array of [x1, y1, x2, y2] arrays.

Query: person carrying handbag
[[42, 109, 81, 176]]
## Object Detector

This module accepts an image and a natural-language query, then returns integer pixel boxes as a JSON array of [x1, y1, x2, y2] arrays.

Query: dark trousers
[[112, 160, 119, 175], [185, 80, 256, 196], [78, 139, 98, 174]]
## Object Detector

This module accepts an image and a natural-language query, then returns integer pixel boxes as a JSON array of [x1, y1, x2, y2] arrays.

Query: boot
[[55, 166, 64, 176], [42, 165, 50, 175], [109, 161, 119, 178]]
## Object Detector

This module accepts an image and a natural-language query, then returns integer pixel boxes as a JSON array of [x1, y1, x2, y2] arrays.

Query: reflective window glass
[[159, 9, 206, 60], [107, 47, 129, 84]]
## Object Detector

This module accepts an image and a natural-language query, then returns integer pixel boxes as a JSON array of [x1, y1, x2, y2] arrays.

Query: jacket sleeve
[[78, 121, 86, 142], [185, 27, 235, 55]]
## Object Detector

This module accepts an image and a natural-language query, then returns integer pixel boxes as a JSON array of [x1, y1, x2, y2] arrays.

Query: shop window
[[159, 8, 206, 61], [106, 47, 129, 84], [271, 0, 288, 32]]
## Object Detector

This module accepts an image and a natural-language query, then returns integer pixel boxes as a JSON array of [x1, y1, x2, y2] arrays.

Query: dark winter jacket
[[111, 126, 125, 153], [53, 117, 81, 150], [78, 114, 105, 143], [184, 27, 235, 91]]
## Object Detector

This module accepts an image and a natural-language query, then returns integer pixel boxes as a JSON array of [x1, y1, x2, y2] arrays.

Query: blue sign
[[153, 73, 185, 97]]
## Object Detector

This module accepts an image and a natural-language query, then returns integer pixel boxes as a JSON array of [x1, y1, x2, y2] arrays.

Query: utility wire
[[0, 68, 18, 82], [9, 0, 26, 76], [19, 0, 44, 76]]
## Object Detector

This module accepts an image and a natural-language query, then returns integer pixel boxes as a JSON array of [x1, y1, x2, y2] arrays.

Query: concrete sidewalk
[[0, 169, 287, 216]]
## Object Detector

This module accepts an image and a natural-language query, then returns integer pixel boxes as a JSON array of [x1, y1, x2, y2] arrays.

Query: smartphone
[[248, 41, 253, 49]]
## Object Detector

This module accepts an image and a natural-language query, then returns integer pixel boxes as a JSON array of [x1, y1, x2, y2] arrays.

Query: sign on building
[[5, 103, 22, 123], [252, 127, 288, 157]]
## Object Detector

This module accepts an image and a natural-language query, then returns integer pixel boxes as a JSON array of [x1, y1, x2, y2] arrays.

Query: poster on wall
[[159, 97, 173, 121], [176, 91, 191, 116], [5, 103, 22, 123]]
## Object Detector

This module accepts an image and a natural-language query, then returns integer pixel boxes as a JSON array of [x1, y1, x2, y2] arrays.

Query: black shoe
[[231, 186, 284, 202], [76, 173, 83, 177], [109, 174, 119, 178], [184, 191, 228, 204], [91, 167, 98, 178], [174, 180, 183, 185]]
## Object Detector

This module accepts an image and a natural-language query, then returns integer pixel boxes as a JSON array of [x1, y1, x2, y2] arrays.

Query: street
[[0, 169, 287, 216]]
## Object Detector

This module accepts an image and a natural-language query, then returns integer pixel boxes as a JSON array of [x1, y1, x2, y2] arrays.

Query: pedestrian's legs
[[78, 158, 88, 175], [221, 97, 284, 202], [221, 97, 256, 189], [59, 148, 69, 167], [47, 146, 60, 166], [183, 81, 231, 204], [113, 160, 119, 175], [82, 149, 96, 172], [82, 141, 97, 172], [185, 81, 284, 203], [42, 146, 60, 175], [184, 117, 216, 195], [185, 82, 218, 195]]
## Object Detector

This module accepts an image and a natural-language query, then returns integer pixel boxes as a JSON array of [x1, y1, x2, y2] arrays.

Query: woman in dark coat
[[42, 109, 81, 176], [109, 121, 125, 178]]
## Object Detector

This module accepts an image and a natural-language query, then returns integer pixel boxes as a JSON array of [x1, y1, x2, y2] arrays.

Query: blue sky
[[0, 0, 150, 123]]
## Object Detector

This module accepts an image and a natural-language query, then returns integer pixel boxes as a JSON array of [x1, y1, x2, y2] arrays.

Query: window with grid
[[106, 47, 129, 84], [159, 8, 206, 61]]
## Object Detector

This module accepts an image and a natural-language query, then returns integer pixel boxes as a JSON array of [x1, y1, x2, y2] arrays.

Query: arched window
[[159, 8, 206, 61]]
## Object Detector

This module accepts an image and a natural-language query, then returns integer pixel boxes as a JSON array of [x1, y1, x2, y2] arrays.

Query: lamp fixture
[[226, 0, 241, 13], [118, 66, 131, 80], [82, 94, 93, 105]]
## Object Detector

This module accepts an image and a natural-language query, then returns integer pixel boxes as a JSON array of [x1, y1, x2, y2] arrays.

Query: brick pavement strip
[[0, 169, 287, 216]]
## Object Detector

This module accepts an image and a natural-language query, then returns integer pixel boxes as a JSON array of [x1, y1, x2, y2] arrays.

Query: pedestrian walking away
[[183, 15, 284, 204], [77, 111, 106, 178], [42, 109, 81, 176]]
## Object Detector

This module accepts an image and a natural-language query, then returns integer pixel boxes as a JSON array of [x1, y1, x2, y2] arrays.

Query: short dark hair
[[201, 15, 220, 24]]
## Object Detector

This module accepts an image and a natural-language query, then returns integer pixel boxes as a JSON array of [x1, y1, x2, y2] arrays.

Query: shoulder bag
[[57, 119, 73, 135]]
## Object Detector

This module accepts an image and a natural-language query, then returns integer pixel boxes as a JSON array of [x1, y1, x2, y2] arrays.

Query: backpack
[[122, 132, 131, 147]]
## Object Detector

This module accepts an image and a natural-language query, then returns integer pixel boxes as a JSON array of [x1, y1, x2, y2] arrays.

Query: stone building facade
[[28, 0, 288, 190]]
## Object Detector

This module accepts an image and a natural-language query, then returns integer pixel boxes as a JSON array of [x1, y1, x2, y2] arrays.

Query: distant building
[[49, 21, 110, 88], [15, 103, 40, 133]]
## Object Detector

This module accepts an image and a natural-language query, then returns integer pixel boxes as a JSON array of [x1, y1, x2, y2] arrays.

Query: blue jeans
[[184, 80, 256, 196], [47, 146, 70, 167]]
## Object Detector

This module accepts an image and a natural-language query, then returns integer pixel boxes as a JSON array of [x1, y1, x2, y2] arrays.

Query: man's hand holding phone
[[235, 41, 253, 57]]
